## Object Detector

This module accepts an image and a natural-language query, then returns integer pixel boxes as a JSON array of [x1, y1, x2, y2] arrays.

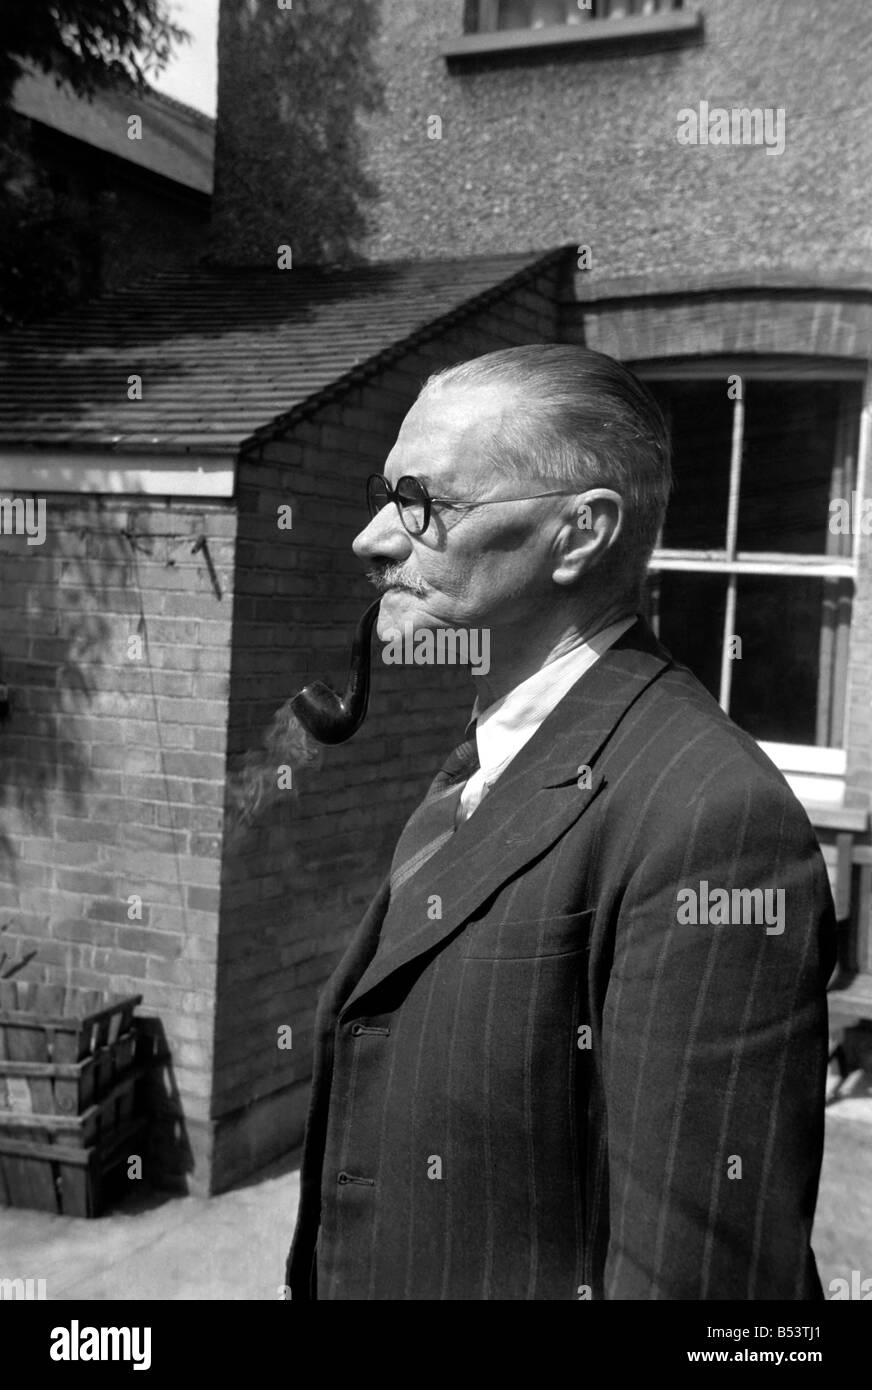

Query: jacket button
[[337, 1171, 350, 1184], [350, 1023, 365, 1036]]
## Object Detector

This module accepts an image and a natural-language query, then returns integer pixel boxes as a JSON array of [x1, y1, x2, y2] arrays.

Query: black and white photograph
[[0, 0, 870, 1353]]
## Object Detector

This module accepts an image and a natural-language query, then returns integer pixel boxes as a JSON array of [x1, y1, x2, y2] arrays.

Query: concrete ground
[[0, 1151, 301, 1301], [1, 1069, 870, 1301]]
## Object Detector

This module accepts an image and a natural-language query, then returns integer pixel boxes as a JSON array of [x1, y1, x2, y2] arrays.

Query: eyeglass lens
[[368, 476, 428, 535]]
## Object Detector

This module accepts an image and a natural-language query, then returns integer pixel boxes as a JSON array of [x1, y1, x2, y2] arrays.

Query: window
[[450, 0, 699, 60], [472, 0, 682, 32], [637, 366, 866, 767]]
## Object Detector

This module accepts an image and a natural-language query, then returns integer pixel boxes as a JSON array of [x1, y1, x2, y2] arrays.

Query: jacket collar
[[340, 616, 672, 1018]]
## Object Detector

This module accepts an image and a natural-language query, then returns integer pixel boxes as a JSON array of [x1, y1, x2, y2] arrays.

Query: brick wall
[[0, 495, 236, 1192], [562, 293, 872, 363], [846, 384, 872, 807], [209, 267, 562, 1190], [842, 374, 872, 982]]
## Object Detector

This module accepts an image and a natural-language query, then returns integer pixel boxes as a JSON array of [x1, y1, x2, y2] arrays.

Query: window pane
[[645, 381, 735, 548], [497, 0, 581, 25], [647, 377, 862, 556], [476, 0, 679, 29], [730, 577, 839, 744], [655, 572, 849, 746], [737, 381, 862, 554], [656, 573, 725, 700], [497, 0, 532, 28], [529, 0, 572, 22]]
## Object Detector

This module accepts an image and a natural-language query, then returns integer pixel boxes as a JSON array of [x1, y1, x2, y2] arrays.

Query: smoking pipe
[[290, 598, 381, 744]]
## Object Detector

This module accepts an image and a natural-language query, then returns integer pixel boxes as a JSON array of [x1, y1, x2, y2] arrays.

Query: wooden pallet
[[0, 1032, 138, 1116], [0, 1117, 147, 1217]]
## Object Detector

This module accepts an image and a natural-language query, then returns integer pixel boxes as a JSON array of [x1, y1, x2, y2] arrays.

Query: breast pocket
[[460, 908, 596, 961]]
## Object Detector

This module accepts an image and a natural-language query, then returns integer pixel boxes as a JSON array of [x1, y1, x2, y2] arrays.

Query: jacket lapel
[[340, 616, 672, 1018]]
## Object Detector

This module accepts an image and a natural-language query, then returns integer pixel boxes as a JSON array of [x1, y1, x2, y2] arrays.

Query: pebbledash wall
[[212, 0, 871, 278], [0, 266, 561, 1194]]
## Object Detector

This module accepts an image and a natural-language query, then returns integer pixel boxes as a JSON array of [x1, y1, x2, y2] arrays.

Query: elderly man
[[286, 344, 836, 1301]]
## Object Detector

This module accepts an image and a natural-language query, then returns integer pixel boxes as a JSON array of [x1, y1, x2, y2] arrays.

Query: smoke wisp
[[225, 696, 323, 841]]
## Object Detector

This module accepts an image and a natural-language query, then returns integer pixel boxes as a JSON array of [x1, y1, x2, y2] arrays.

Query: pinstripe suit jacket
[[286, 616, 836, 1300]]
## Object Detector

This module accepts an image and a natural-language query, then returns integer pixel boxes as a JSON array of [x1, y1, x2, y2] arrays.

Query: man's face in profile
[[352, 381, 569, 641]]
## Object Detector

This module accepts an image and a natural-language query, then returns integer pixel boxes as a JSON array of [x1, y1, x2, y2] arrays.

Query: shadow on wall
[[211, 0, 385, 265], [0, 918, 35, 979], [0, 507, 137, 921], [0, 510, 198, 1189], [136, 1014, 196, 1191]]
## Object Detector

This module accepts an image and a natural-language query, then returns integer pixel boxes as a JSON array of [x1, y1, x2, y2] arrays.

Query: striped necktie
[[388, 732, 480, 895]]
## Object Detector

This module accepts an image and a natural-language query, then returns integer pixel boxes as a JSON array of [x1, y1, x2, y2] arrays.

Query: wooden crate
[[0, 1066, 145, 1151], [0, 984, 141, 1065], [0, 1117, 147, 1218], [0, 1031, 137, 1116]]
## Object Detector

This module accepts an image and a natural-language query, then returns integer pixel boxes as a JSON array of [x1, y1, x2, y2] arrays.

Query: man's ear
[[551, 489, 624, 587]]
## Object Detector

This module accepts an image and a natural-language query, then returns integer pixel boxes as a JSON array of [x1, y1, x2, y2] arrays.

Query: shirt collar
[[465, 615, 637, 783]]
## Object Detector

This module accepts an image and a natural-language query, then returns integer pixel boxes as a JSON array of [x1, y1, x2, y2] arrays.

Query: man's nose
[[352, 509, 413, 562]]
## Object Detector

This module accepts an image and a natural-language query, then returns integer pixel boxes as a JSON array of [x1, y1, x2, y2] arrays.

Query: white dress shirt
[[458, 616, 637, 822]]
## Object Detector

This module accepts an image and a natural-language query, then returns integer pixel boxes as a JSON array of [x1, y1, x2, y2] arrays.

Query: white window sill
[[759, 742, 859, 819], [444, 9, 703, 62]]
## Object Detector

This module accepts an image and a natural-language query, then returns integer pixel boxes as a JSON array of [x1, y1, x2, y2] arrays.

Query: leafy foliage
[[0, 0, 189, 325], [1, 0, 188, 112]]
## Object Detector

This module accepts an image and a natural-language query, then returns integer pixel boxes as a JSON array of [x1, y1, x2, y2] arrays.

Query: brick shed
[[0, 247, 568, 1193]]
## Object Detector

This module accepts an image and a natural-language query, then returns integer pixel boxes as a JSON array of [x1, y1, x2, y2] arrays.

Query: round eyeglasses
[[366, 473, 592, 538]]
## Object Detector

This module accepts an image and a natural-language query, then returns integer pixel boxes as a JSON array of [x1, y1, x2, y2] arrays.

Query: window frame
[[473, 0, 683, 30], [447, 1, 701, 61], [633, 359, 869, 794]]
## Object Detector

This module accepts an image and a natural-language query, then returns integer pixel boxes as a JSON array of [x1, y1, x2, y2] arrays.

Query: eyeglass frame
[[366, 472, 596, 537]]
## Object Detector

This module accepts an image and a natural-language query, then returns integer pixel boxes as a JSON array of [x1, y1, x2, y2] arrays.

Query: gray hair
[[420, 344, 672, 604]]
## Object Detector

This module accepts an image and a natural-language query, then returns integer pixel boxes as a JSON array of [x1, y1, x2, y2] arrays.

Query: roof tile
[[0, 251, 566, 457]]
